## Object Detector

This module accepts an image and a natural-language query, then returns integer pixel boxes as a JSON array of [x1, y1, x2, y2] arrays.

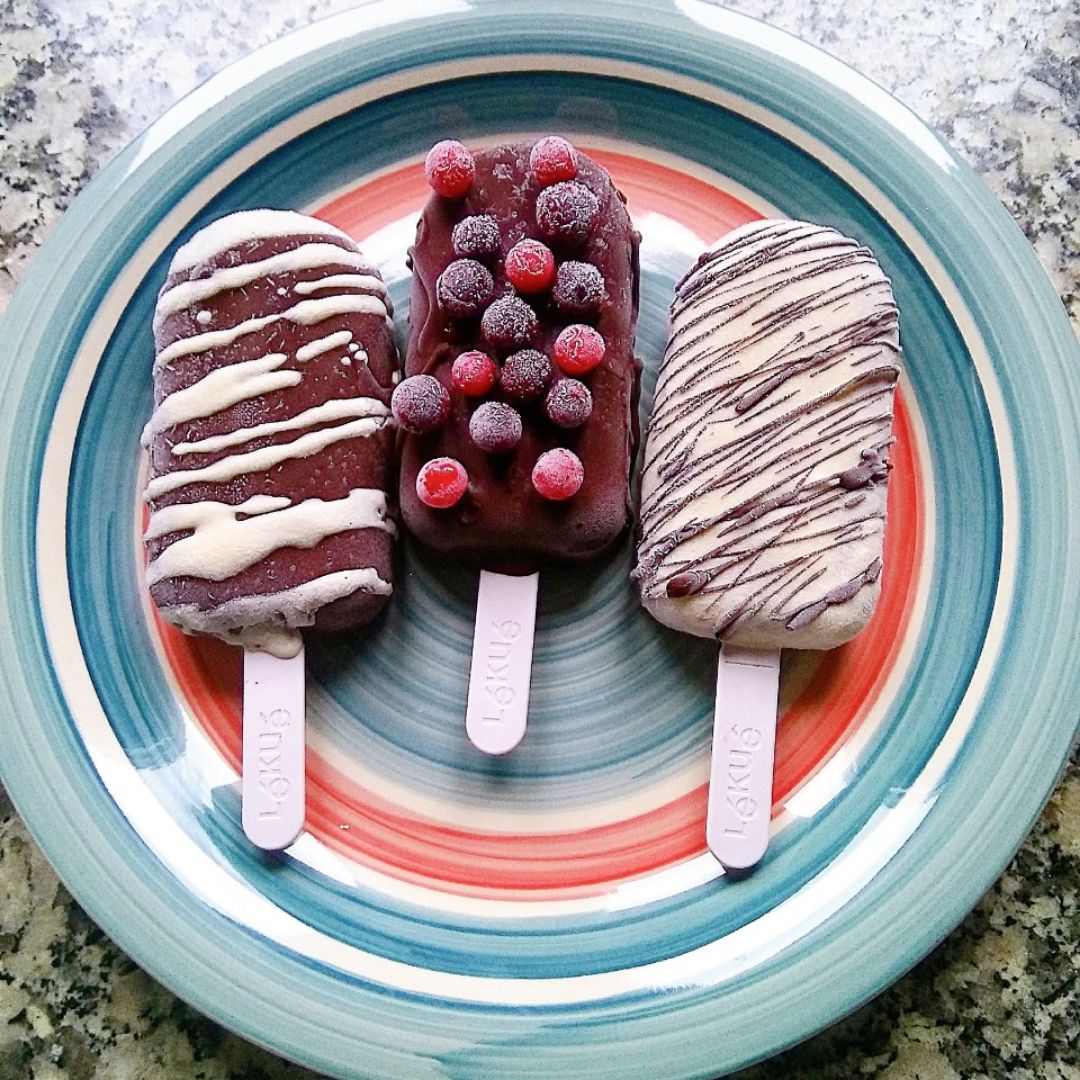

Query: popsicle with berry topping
[[400, 137, 641, 753], [144, 209, 399, 848]]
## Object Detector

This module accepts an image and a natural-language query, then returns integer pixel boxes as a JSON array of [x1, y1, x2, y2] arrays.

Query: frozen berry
[[424, 140, 475, 198], [500, 349, 554, 401], [504, 239, 556, 293], [553, 324, 605, 375], [553, 261, 605, 314], [532, 448, 584, 501], [536, 181, 599, 244], [452, 214, 501, 261], [545, 378, 593, 428], [437, 258, 494, 317], [529, 136, 579, 185], [481, 295, 539, 352], [392, 375, 450, 434], [469, 401, 523, 453], [416, 457, 468, 508], [451, 350, 497, 396]]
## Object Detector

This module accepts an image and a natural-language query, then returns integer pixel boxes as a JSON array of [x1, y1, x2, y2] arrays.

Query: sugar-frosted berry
[[416, 457, 468, 508], [481, 295, 539, 352], [424, 140, 475, 198], [452, 215, 501, 261], [545, 378, 592, 428], [437, 258, 494, 317], [392, 375, 450, 434], [532, 448, 584, 501], [553, 260, 604, 314], [553, 324, 605, 376], [469, 402, 523, 453], [500, 349, 554, 401], [536, 181, 599, 244]]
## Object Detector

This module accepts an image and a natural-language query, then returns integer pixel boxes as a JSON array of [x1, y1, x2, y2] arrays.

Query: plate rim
[[1, 1, 1078, 1077]]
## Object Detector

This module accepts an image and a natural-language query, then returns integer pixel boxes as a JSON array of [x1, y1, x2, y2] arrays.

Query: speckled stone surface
[[1, 1, 1077, 1077]]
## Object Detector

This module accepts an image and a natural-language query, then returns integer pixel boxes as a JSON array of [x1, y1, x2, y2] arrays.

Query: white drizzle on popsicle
[[144, 210, 398, 849], [634, 219, 902, 871]]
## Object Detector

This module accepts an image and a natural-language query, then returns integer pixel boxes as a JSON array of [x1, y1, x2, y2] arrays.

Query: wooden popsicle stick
[[706, 645, 781, 871], [465, 570, 540, 755], [242, 645, 306, 850]]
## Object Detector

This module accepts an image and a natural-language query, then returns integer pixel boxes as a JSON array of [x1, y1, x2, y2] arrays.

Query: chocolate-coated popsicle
[[144, 209, 398, 656], [399, 136, 641, 754], [399, 137, 640, 570]]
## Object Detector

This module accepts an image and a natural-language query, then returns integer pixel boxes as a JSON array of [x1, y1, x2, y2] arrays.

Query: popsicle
[[144, 209, 399, 848], [400, 137, 641, 753], [633, 218, 902, 868]]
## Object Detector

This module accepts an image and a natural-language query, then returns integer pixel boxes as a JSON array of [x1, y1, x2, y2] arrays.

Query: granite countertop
[[1, 1, 1078, 1077]]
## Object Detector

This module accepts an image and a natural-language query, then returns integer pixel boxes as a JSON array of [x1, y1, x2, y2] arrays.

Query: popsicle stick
[[242, 645, 306, 850], [707, 645, 781, 871], [465, 570, 540, 755]]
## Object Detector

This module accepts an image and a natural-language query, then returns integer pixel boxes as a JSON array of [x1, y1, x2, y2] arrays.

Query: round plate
[[1, 2, 1077, 1078]]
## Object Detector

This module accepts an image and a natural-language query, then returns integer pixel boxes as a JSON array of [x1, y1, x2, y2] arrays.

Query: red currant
[[451, 350, 497, 396], [504, 239, 556, 293], [529, 136, 579, 185], [416, 457, 468, 508], [553, 324, 605, 375], [424, 140, 475, 198], [532, 448, 584, 501]]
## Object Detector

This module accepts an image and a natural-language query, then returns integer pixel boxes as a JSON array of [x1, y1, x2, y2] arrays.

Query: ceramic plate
[[2, 2, 1077, 1077]]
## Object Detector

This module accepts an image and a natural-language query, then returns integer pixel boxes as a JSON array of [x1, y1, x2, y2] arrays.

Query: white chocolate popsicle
[[633, 219, 902, 650]]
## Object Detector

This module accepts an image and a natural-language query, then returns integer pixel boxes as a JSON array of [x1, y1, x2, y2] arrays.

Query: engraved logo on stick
[[723, 721, 762, 836], [483, 619, 521, 726], [257, 708, 291, 818]]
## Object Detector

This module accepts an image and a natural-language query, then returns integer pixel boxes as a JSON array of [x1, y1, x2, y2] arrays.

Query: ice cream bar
[[634, 218, 901, 651], [397, 136, 640, 754], [634, 218, 902, 870], [399, 138, 641, 571], [143, 209, 399, 659]]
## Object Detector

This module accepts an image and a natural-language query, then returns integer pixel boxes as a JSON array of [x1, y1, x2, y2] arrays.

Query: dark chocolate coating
[[148, 225, 397, 633], [402, 142, 641, 572]]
